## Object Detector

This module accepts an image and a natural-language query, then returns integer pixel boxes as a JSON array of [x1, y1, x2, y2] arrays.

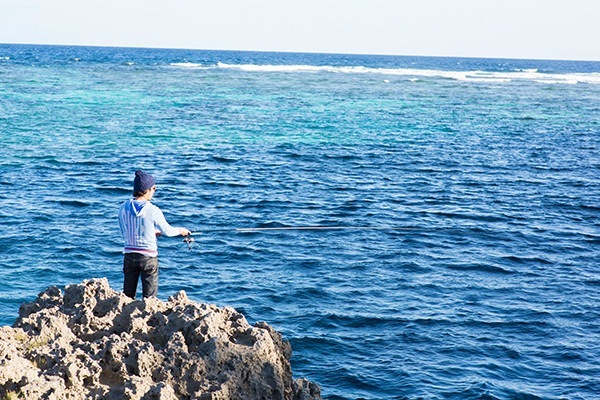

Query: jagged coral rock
[[0, 278, 321, 400]]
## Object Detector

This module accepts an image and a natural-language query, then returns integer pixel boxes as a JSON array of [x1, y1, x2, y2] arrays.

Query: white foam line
[[170, 62, 204, 69], [169, 62, 600, 84]]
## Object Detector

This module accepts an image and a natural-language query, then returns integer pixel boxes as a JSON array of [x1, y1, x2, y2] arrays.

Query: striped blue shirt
[[118, 199, 182, 257]]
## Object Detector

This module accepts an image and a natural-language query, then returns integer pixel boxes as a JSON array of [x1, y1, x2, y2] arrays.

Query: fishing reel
[[183, 235, 195, 251]]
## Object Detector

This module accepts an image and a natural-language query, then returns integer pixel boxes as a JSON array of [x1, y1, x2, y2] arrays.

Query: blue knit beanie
[[133, 170, 156, 193]]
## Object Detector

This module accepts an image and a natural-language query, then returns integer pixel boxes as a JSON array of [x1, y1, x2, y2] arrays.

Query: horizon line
[[2, 41, 600, 64]]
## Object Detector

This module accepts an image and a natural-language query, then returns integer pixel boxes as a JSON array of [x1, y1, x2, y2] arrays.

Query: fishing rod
[[190, 225, 415, 234], [182, 225, 415, 250]]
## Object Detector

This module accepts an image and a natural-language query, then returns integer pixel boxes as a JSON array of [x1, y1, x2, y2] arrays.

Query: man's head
[[133, 170, 156, 198]]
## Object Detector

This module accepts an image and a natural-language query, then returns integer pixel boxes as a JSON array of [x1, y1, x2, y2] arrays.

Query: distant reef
[[0, 278, 321, 400]]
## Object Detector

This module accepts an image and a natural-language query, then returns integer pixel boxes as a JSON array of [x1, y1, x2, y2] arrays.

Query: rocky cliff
[[0, 278, 321, 400]]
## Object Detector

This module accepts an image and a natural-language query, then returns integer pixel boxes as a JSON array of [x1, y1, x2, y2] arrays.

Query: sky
[[2, 0, 599, 61]]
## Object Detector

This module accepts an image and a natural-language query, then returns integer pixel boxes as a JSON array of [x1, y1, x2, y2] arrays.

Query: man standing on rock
[[118, 170, 191, 299]]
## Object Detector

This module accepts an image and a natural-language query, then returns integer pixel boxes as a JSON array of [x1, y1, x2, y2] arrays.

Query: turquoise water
[[1, 44, 599, 399]]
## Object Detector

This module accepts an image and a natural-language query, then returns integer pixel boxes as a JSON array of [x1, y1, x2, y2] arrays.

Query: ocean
[[0, 43, 599, 399]]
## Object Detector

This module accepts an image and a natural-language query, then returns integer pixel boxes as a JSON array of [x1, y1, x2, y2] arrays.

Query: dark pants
[[123, 252, 159, 299]]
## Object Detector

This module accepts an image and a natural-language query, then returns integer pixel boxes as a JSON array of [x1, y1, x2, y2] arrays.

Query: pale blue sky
[[2, 0, 599, 61]]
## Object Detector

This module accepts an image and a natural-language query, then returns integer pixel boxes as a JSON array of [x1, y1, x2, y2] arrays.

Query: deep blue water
[[1, 44, 599, 399]]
